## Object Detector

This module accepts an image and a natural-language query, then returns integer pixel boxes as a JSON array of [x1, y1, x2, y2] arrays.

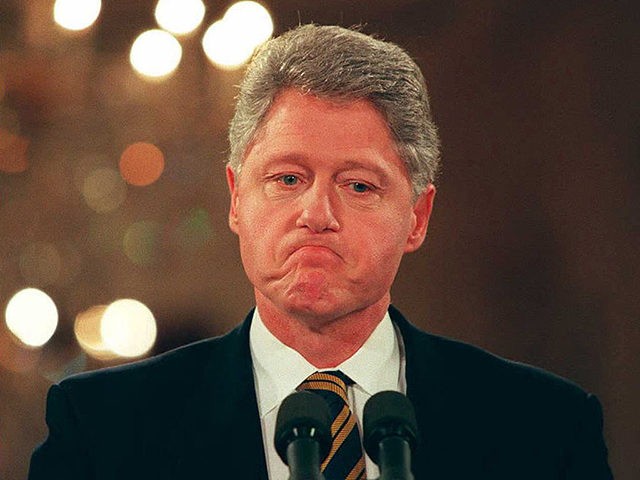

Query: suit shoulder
[[58, 325, 241, 402], [405, 326, 604, 445], [392, 309, 591, 405], [429, 331, 583, 390]]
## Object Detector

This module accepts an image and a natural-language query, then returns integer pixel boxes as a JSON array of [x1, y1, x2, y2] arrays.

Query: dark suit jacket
[[29, 306, 613, 479]]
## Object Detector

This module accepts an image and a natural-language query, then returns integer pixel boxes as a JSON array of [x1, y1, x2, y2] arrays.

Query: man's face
[[227, 89, 435, 323]]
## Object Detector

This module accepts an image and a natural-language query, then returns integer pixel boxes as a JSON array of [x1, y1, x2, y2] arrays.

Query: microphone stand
[[285, 427, 326, 480], [374, 434, 414, 480], [363, 391, 418, 480], [275, 392, 331, 480]]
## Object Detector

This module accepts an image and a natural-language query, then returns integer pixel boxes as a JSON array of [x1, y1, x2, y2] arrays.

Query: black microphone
[[275, 391, 332, 480], [363, 391, 418, 480]]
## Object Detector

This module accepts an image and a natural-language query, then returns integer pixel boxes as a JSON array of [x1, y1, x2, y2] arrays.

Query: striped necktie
[[297, 371, 367, 480]]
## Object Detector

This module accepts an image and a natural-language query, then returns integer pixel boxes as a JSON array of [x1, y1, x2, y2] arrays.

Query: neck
[[255, 291, 390, 368]]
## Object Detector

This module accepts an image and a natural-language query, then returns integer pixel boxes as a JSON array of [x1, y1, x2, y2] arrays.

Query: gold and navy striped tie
[[297, 371, 367, 480]]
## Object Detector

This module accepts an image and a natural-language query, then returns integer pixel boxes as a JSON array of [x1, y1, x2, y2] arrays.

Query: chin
[[282, 293, 337, 317], [277, 291, 351, 322]]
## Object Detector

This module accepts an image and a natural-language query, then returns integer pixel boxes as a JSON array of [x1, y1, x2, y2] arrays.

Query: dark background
[[1, 1, 638, 479]]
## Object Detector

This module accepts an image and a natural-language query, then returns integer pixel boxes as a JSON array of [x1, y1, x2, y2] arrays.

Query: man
[[29, 25, 613, 479]]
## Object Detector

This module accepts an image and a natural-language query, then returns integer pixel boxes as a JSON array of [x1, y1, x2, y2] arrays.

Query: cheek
[[237, 203, 286, 257], [370, 239, 408, 268], [365, 209, 413, 248], [349, 219, 410, 271], [237, 196, 269, 232]]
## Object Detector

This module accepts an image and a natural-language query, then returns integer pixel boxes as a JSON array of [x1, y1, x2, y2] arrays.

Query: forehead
[[258, 89, 389, 140], [242, 89, 408, 178]]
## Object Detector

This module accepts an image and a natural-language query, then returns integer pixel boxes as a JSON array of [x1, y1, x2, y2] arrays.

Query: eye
[[349, 182, 372, 193], [279, 174, 300, 186]]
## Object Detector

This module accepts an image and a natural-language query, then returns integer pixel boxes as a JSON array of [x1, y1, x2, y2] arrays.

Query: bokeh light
[[53, 0, 102, 32], [130, 29, 182, 79], [5, 288, 58, 348], [101, 299, 157, 358], [123, 220, 162, 265], [19, 242, 62, 286], [74, 305, 119, 361], [224, 1, 273, 46], [202, 20, 255, 69], [119, 142, 165, 186], [82, 167, 127, 213], [155, 0, 206, 36], [202, 1, 273, 70], [0, 128, 29, 174]]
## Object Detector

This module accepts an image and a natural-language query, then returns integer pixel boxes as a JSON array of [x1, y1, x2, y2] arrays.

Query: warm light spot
[[5, 288, 58, 348], [19, 242, 62, 286], [74, 305, 119, 360], [0, 128, 29, 174], [202, 20, 256, 70], [224, 1, 273, 46], [53, 0, 102, 32], [101, 299, 157, 358], [130, 29, 182, 79], [202, 1, 272, 69], [123, 220, 161, 265], [82, 167, 126, 213], [119, 142, 165, 186], [155, 0, 206, 36]]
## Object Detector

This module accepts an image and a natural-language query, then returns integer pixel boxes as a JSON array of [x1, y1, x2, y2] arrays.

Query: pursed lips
[[287, 241, 343, 261]]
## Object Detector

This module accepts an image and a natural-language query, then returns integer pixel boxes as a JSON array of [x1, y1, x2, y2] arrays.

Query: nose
[[295, 183, 340, 233]]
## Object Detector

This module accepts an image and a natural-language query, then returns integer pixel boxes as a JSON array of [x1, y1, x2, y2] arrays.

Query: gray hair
[[228, 24, 440, 194]]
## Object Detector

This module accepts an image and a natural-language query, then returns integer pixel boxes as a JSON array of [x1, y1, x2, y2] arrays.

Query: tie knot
[[298, 370, 353, 404]]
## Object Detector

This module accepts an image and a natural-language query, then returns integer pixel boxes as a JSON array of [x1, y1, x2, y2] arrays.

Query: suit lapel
[[167, 313, 268, 479], [390, 306, 449, 477], [391, 306, 494, 478]]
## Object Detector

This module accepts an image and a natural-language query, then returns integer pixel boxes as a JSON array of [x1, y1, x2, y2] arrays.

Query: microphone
[[363, 391, 418, 480], [275, 391, 332, 480]]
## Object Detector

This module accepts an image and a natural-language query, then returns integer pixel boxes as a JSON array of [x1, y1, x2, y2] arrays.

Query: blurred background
[[0, 0, 638, 478]]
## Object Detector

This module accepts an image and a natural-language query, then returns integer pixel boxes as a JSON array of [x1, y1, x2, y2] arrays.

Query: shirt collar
[[249, 308, 400, 418], [338, 312, 400, 396]]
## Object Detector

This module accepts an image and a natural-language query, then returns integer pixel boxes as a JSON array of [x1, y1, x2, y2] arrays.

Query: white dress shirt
[[249, 308, 406, 479]]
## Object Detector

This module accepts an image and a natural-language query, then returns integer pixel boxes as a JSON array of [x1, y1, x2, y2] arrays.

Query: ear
[[404, 184, 436, 253], [226, 165, 240, 234]]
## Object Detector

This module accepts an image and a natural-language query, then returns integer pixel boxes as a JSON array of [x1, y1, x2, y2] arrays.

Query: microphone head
[[274, 391, 332, 465], [363, 390, 418, 463]]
